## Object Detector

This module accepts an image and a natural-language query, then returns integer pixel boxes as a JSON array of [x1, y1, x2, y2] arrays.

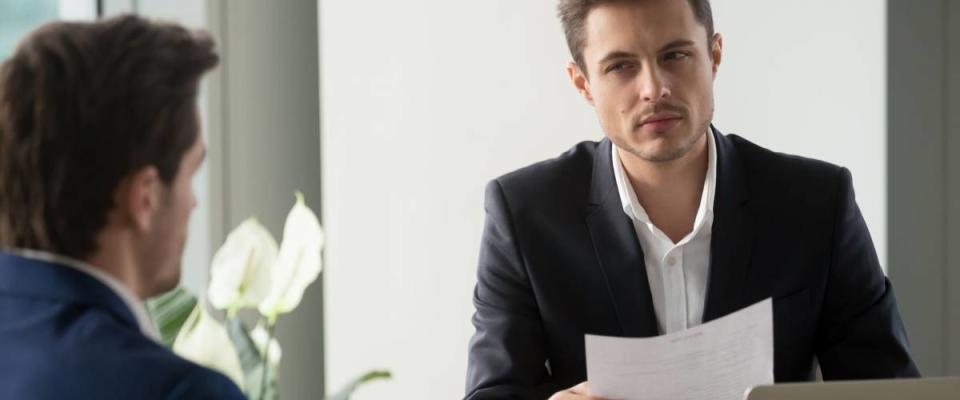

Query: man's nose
[[638, 65, 671, 102]]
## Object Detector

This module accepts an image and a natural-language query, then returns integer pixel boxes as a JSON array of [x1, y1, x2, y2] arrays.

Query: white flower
[[251, 323, 282, 367], [208, 218, 278, 314], [258, 192, 324, 320], [173, 305, 245, 390]]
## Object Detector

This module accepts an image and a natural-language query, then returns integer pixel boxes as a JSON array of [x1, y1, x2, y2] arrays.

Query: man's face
[[570, 0, 721, 162], [144, 132, 205, 296]]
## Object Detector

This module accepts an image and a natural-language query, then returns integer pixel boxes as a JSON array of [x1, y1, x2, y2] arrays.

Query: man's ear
[[115, 166, 161, 232], [710, 33, 723, 77], [567, 62, 594, 105]]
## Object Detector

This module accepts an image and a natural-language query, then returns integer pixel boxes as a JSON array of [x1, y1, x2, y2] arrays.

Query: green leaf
[[226, 317, 278, 400], [146, 287, 198, 347], [326, 370, 392, 400]]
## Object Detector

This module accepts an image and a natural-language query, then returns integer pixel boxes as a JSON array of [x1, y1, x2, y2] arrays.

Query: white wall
[[321, 1, 886, 398], [321, 1, 595, 397]]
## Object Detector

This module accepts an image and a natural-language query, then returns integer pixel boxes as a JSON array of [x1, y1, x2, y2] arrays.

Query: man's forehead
[[582, 1, 704, 59]]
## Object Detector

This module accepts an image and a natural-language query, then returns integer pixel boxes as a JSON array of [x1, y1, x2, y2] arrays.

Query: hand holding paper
[[586, 298, 774, 400]]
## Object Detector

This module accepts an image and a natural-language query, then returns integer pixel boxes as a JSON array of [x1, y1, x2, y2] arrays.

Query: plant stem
[[260, 321, 276, 400]]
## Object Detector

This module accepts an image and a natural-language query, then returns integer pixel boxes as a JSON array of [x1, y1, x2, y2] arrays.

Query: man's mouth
[[637, 113, 683, 133]]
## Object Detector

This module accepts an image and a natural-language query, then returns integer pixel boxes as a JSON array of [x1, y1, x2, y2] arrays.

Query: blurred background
[[1, 0, 956, 398]]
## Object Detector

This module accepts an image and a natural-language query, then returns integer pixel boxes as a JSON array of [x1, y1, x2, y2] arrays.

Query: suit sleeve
[[815, 167, 921, 379], [465, 180, 562, 400]]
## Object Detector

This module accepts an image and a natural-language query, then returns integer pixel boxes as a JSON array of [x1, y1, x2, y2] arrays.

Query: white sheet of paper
[[586, 298, 774, 400]]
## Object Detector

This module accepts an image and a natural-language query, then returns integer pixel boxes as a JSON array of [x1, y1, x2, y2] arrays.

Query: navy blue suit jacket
[[0, 252, 245, 399], [466, 128, 919, 399]]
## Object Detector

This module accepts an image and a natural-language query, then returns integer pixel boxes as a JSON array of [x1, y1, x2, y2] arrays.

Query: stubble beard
[[618, 108, 713, 163]]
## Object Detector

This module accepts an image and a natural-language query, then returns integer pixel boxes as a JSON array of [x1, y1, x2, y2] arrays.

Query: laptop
[[744, 377, 960, 400]]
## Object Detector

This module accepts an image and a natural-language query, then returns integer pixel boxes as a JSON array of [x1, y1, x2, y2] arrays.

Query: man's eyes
[[663, 51, 692, 62], [604, 52, 691, 74], [606, 62, 634, 73]]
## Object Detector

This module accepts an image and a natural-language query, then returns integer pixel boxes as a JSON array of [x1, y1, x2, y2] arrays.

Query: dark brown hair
[[0, 15, 219, 259], [557, 0, 714, 73]]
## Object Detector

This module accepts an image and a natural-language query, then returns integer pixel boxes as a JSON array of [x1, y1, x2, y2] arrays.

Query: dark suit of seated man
[[0, 16, 244, 399], [465, 1, 919, 399]]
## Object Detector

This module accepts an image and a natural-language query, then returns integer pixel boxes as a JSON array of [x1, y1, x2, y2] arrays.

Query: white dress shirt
[[611, 130, 717, 334], [13, 249, 161, 342]]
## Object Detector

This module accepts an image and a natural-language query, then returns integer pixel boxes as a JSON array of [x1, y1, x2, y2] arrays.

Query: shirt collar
[[11, 249, 161, 343], [611, 128, 717, 230]]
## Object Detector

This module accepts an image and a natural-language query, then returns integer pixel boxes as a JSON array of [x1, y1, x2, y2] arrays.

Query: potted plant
[[147, 193, 389, 400]]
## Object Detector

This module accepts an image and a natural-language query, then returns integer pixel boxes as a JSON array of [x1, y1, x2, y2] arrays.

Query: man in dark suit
[[0, 16, 244, 399], [465, 1, 919, 399]]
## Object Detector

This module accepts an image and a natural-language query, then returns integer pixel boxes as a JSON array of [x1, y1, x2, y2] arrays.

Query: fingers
[[548, 381, 601, 400], [569, 381, 590, 395]]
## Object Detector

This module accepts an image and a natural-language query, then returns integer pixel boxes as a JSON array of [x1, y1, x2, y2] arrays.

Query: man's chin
[[641, 148, 689, 163], [621, 139, 688, 163], [629, 128, 706, 163]]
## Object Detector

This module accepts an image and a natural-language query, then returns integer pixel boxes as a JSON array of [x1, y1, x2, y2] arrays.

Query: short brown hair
[[558, 0, 714, 72], [0, 15, 218, 258]]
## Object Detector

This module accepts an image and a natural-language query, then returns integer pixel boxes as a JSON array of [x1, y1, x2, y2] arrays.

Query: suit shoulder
[[92, 325, 244, 398], [110, 343, 245, 399], [8, 305, 243, 399], [489, 140, 599, 206], [730, 134, 843, 175], [728, 134, 847, 194]]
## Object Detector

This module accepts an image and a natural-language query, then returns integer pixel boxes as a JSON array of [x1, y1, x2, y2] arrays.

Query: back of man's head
[[0, 15, 218, 260]]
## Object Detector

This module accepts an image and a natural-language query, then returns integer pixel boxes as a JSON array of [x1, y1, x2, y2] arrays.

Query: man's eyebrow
[[598, 50, 637, 65], [660, 39, 696, 52], [597, 39, 697, 65]]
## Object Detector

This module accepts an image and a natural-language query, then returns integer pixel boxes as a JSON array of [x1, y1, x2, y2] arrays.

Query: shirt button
[[666, 256, 677, 266]]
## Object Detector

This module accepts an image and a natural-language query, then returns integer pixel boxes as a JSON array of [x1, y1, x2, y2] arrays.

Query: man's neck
[[85, 232, 146, 300], [620, 132, 709, 243]]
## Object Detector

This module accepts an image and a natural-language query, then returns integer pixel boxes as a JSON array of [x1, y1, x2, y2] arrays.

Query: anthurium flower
[[258, 192, 324, 321], [208, 218, 278, 315]]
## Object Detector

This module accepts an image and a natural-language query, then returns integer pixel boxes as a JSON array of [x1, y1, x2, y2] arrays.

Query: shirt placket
[[663, 245, 687, 333]]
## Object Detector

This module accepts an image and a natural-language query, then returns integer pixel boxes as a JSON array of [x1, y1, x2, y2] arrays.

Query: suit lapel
[[703, 127, 755, 322], [586, 139, 659, 337]]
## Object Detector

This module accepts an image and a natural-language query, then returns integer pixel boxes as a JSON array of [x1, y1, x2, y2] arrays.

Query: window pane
[[0, 0, 86, 60]]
